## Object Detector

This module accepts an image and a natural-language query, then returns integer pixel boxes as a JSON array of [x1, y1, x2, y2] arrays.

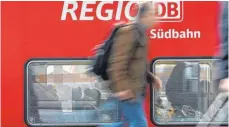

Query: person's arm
[[108, 28, 136, 93], [147, 70, 154, 84], [147, 70, 162, 90]]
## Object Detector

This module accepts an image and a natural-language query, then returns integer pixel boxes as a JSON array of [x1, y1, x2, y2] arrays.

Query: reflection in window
[[152, 60, 227, 125], [155, 64, 176, 93], [46, 65, 96, 88], [155, 63, 211, 95], [26, 61, 118, 126]]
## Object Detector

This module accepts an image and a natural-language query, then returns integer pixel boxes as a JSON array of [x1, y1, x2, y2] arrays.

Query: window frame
[[24, 58, 114, 127], [149, 57, 226, 126]]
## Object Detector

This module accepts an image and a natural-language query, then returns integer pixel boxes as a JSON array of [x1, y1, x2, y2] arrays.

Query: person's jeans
[[99, 97, 147, 127]]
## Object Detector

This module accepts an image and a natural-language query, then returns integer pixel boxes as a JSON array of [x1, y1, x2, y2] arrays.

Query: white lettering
[[186, 29, 192, 38], [194, 31, 201, 38], [164, 29, 171, 39], [61, 1, 78, 20], [115, 1, 124, 20], [61, 1, 182, 22], [160, 29, 164, 39], [150, 29, 157, 39], [173, 29, 179, 38], [80, 1, 96, 20], [180, 31, 186, 38], [150, 29, 201, 39], [97, 1, 114, 21], [157, 4, 163, 16], [125, 2, 137, 20]]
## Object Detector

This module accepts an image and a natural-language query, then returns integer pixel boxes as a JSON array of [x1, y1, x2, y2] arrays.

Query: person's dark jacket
[[218, 2, 228, 80]]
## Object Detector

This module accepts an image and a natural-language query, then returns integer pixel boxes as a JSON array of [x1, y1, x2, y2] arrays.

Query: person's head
[[136, 2, 156, 28]]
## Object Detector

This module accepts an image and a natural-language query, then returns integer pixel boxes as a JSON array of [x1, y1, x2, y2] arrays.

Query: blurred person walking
[[218, 1, 228, 92], [99, 2, 162, 127]]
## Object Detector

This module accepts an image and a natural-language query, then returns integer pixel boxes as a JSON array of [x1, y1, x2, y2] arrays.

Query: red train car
[[2, 1, 224, 127]]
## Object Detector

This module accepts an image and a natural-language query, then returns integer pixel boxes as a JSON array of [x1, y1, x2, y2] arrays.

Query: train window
[[151, 58, 228, 126], [25, 59, 118, 126]]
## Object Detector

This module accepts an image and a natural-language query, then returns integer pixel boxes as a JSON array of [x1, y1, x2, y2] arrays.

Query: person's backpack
[[91, 24, 130, 80]]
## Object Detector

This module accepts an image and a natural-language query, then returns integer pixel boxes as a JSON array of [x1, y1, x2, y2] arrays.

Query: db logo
[[153, 1, 183, 22]]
